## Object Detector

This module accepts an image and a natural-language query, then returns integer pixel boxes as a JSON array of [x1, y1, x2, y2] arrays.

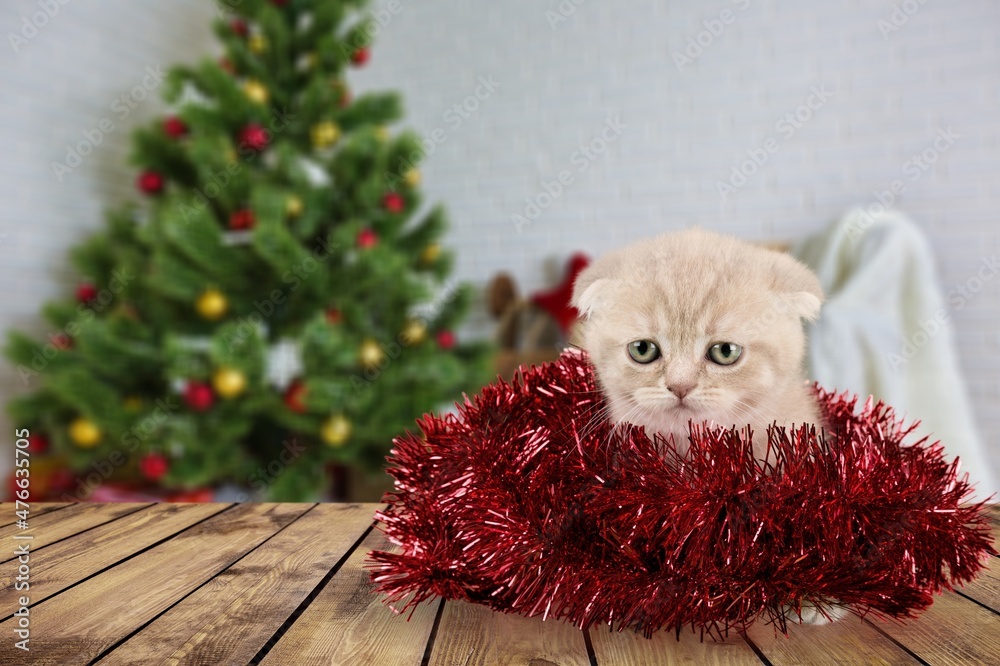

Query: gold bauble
[[420, 243, 441, 265], [286, 195, 304, 218], [404, 168, 421, 187], [196, 288, 228, 320], [311, 121, 340, 149], [69, 418, 101, 448], [249, 34, 267, 54], [401, 319, 427, 346], [321, 413, 352, 447], [243, 79, 269, 105], [212, 367, 247, 399], [358, 338, 384, 370]]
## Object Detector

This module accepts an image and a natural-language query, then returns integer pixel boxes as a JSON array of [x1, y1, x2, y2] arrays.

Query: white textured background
[[1, 0, 998, 492]]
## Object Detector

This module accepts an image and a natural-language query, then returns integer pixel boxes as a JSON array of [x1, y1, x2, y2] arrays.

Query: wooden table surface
[[0, 502, 996, 665]]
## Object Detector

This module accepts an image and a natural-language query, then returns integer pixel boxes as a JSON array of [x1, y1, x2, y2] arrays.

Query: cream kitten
[[571, 228, 847, 624], [571, 228, 824, 459]]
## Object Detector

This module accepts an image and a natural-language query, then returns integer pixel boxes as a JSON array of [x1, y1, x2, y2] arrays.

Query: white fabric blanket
[[792, 208, 997, 502]]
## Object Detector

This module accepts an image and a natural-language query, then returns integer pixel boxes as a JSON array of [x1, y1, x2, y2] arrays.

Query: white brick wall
[[1, 0, 998, 493]]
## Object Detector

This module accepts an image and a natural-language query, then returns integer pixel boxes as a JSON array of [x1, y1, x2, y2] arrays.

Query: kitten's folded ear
[[770, 254, 825, 321], [571, 265, 613, 319]]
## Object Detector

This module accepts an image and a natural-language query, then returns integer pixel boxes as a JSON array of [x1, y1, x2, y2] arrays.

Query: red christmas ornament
[[50, 333, 72, 350], [357, 228, 378, 249], [435, 330, 455, 350], [183, 381, 215, 412], [76, 283, 98, 304], [163, 116, 188, 138], [351, 47, 370, 66], [531, 253, 590, 335], [368, 349, 996, 638], [229, 208, 256, 230], [219, 57, 236, 75], [383, 192, 405, 213], [325, 308, 342, 324], [27, 434, 49, 455], [139, 453, 169, 481], [49, 468, 75, 493], [230, 18, 249, 37], [137, 170, 164, 195], [238, 123, 270, 152], [284, 380, 308, 414]]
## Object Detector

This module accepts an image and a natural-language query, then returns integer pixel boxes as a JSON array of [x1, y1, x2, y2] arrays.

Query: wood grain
[[428, 601, 591, 666], [957, 554, 999, 612], [866, 592, 1000, 666], [260, 524, 439, 666], [0, 503, 225, 617], [0, 502, 150, 563], [746, 613, 919, 665], [0, 502, 72, 527], [0, 502, 309, 666], [589, 624, 762, 666], [99, 503, 377, 666]]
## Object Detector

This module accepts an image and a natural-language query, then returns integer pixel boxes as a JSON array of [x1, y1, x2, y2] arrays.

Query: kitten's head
[[570, 228, 823, 440]]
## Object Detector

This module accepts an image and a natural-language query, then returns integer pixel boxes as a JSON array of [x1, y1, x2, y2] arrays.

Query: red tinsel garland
[[367, 349, 995, 638]]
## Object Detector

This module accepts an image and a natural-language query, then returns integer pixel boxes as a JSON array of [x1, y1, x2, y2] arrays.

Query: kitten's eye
[[627, 340, 660, 364], [708, 342, 742, 366]]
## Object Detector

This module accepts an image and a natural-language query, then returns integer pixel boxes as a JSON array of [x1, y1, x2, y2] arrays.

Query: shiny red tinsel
[[367, 349, 995, 638]]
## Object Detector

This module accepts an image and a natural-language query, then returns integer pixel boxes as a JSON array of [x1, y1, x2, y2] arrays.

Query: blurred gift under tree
[[5, 0, 492, 502]]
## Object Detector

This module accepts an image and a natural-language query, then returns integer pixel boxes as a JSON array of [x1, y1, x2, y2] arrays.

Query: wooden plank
[[866, 592, 1000, 666], [590, 623, 762, 666], [260, 522, 438, 666], [0, 503, 226, 617], [0, 502, 72, 527], [0, 502, 310, 665], [958, 554, 1000, 612], [746, 613, 919, 665], [100, 503, 377, 665], [0, 503, 150, 562], [428, 601, 591, 666]]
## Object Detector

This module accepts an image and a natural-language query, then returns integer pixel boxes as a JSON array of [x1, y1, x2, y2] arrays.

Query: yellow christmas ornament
[[243, 79, 269, 105], [285, 195, 304, 218], [401, 319, 427, 346], [311, 120, 340, 149], [358, 338, 384, 370], [404, 168, 421, 187], [212, 367, 247, 399], [196, 288, 228, 320], [249, 34, 268, 54], [69, 418, 101, 448], [321, 413, 352, 447], [420, 243, 441, 265]]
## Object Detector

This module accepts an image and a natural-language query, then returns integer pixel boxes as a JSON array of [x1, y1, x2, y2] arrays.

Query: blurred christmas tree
[[5, 0, 492, 502]]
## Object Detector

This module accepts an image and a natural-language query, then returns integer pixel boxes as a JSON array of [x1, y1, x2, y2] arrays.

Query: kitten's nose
[[668, 383, 695, 400]]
